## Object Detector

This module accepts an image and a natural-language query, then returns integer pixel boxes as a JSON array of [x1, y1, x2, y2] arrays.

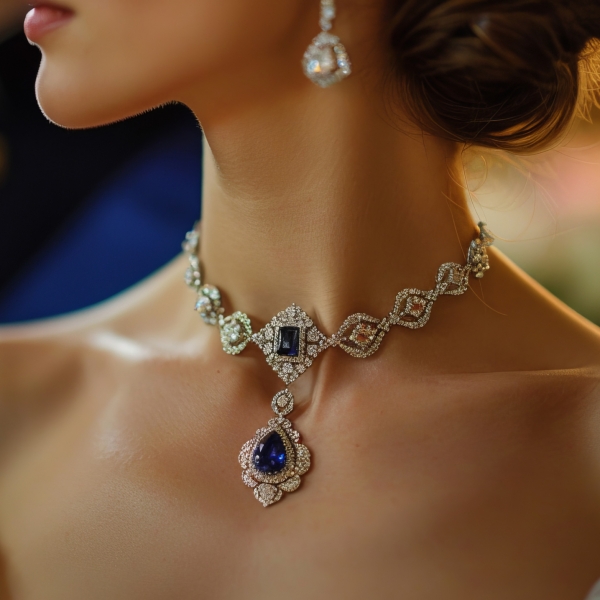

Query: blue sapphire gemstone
[[277, 326, 300, 357], [253, 431, 287, 474]]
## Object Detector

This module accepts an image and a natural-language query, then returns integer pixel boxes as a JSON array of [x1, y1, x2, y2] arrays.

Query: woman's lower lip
[[24, 6, 74, 43]]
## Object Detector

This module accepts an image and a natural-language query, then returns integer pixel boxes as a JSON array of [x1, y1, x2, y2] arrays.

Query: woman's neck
[[193, 83, 477, 332]]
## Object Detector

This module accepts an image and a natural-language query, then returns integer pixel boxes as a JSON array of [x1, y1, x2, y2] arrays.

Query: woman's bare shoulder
[[0, 255, 196, 426], [438, 366, 600, 418], [448, 366, 600, 472]]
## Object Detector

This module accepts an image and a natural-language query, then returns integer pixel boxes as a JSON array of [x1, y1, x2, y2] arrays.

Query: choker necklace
[[182, 223, 494, 507]]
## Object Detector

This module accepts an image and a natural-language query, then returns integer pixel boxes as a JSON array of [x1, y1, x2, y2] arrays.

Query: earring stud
[[302, 0, 352, 88]]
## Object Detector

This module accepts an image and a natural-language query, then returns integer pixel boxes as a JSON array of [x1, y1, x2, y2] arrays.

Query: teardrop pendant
[[302, 0, 351, 88], [238, 390, 311, 507]]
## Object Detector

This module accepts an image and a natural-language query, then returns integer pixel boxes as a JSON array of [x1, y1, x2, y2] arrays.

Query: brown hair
[[386, 0, 600, 151]]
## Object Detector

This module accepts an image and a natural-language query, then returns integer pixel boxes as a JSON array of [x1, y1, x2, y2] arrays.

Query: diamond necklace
[[182, 222, 494, 507]]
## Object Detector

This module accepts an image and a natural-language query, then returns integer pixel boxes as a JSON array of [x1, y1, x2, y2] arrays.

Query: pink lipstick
[[24, 4, 74, 43]]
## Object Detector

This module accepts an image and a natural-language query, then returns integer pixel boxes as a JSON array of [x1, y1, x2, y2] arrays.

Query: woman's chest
[[2, 365, 600, 599], [2, 440, 600, 600]]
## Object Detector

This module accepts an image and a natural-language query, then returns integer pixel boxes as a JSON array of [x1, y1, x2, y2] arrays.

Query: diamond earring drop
[[302, 0, 352, 88]]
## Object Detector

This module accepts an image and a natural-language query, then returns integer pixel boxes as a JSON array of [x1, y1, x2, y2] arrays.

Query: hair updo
[[386, 0, 600, 151]]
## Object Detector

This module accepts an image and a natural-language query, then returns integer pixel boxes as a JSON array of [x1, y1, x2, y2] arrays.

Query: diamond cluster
[[220, 312, 252, 355], [333, 313, 391, 359], [302, 0, 351, 88], [195, 285, 223, 325], [183, 230, 202, 291], [467, 224, 494, 278], [239, 417, 311, 507], [303, 32, 352, 88], [252, 304, 328, 385]]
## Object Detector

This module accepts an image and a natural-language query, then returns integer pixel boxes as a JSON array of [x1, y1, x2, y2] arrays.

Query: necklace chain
[[183, 222, 494, 384], [182, 222, 494, 506]]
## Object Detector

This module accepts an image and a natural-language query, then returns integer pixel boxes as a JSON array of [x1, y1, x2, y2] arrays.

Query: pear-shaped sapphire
[[253, 431, 287, 474]]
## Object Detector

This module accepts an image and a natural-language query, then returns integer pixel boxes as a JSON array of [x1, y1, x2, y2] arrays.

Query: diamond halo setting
[[302, 0, 352, 88], [252, 304, 328, 385], [303, 33, 352, 88]]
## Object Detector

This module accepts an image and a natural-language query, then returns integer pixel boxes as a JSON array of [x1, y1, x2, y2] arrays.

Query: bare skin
[[1, 0, 600, 598]]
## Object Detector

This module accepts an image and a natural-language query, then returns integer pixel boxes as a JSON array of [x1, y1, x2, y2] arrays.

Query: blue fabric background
[[0, 127, 202, 323]]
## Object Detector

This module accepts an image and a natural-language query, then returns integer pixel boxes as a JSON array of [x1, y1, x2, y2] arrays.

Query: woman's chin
[[35, 81, 145, 130], [34, 63, 179, 130], [35, 80, 106, 129], [35, 99, 85, 130], [36, 101, 105, 130]]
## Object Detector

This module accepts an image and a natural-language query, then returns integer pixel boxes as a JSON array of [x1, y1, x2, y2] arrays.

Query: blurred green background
[[466, 111, 600, 325]]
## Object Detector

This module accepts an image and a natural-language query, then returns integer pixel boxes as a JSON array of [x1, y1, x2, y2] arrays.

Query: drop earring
[[302, 0, 352, 88]]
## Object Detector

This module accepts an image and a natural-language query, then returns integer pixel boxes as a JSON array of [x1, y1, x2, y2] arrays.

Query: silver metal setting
[[271, 389, 294, 417], [219, 311, 252, 355], [183, 230, 202, 291], [252, 304, 328, 385], [182, 221, 495, 507], [239, 411, 311, 507], [436, 263, 470, 296], [195, 284, 223, 326], [302, 0, 351, 88], [467, 222, 494, 278], [332, 313, 391, 358]]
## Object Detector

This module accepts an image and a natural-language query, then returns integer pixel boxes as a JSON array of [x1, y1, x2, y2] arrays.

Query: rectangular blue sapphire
[[277, 326, 300, 357]]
